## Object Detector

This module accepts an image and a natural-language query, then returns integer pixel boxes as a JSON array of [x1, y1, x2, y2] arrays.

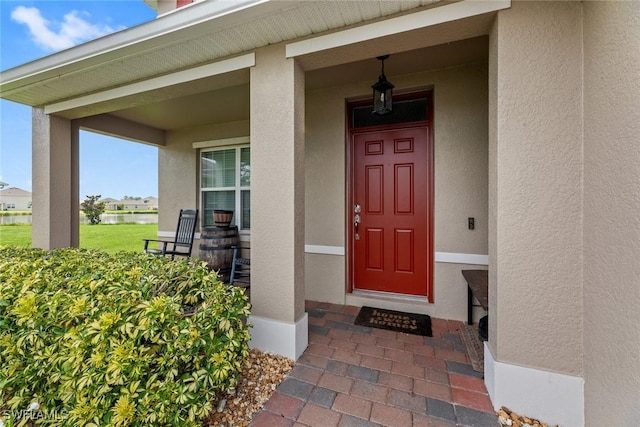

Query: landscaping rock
[[498, 407, 560, 427], [203, 349, 295, 426]]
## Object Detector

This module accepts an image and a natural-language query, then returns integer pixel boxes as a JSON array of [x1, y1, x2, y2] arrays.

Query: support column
[[249, 44, 307, 360], [32, 108, 79, 249], [583, 2, 640, 425], [487, 3, 584, 426]]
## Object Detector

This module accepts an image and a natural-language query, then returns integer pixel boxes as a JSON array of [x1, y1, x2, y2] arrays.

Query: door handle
[[354, 204, 361, 240]]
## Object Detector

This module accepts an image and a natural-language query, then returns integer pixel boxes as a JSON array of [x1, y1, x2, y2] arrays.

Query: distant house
[[0, 187, 32, 211], [102, 196, 158, 211], [98, 197, 118, 209]]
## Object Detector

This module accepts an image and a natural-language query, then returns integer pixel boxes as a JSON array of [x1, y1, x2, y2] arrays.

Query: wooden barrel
[[199, 226, 239, 282]]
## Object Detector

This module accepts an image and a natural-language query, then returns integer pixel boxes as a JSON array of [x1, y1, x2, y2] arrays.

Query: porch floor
[[250, 301, 498, 427]]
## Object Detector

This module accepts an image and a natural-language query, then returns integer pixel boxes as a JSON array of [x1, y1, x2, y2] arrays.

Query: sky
[[0, 1, 159, 199]]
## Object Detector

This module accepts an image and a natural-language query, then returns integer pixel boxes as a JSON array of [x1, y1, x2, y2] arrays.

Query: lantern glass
[[372, 76, 394, 115]]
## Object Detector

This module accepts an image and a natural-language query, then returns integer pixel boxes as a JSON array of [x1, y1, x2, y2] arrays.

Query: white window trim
[[199, 144, 250, 233], [193, 136, 250, 150]]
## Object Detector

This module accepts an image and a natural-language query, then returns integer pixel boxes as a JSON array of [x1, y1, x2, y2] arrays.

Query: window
[[351, 96, 429, 129], [200, 146, 250, 230]]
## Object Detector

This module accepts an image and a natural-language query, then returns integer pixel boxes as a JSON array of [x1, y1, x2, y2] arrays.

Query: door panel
[[395, 229, 414, 273], [395, 164, 413, 214], [365, 166, 384, 214], [366, 228, 384, 270], [352, 127, 431, 296]]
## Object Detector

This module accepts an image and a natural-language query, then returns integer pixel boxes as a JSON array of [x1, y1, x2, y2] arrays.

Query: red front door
[[351, 127, 432, 297]]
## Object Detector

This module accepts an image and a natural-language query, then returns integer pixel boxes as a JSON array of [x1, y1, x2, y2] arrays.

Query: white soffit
[[0, 0, 270, 87], [1, 1, 443, 108], [286, 0, 511, 58], [45, 53, 255, 115]]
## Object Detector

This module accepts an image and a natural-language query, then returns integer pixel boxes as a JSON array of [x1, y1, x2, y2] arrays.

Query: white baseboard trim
[[484, 342, 584, 427], [169, 236, 486, 265], [304, 245, 345, 256], [301, 246, 488, 265], [248, 313, 308, 361], [435, 252, 488, 265]]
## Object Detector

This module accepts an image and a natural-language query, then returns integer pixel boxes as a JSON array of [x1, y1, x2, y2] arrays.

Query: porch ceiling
[[305, 36, 488, 91], [0, 0, 497, 133], [106, 35, 487, 131], [112, 82, 250, 131]]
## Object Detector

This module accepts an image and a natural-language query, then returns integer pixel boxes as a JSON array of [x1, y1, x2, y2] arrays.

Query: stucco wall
[[305, 61, 489, 321], [583, 2, 640, 424], [250, 44, 306, 323], [160, 120, 249, 235], [488, 13, 499, 360], [433, 64, 488, 257], [489, 1, 584, 376], [32, 109, 79, 249]]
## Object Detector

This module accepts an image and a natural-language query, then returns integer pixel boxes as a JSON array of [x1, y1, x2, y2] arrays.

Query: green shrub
[[0, 247, 251, 426]]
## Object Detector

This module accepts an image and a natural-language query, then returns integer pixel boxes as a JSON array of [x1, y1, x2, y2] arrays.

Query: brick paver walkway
[[250, 301, 499, 427]]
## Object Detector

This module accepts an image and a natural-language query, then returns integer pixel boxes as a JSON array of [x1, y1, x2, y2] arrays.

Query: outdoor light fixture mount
[[372, 54, 394, 115]]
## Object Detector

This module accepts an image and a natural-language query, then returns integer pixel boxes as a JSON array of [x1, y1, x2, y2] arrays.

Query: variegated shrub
[[0, 247, 251, 426]]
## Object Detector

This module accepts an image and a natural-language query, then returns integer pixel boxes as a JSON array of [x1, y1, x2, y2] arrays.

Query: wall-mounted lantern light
[[372, 55, 394, 115]]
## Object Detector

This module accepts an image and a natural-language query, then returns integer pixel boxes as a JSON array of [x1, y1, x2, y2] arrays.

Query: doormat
[[354, 306, 432, 337], [460, 323, 484, 373]]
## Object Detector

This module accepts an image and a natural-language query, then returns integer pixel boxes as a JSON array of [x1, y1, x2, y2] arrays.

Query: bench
[[462, 269, 488, 325]]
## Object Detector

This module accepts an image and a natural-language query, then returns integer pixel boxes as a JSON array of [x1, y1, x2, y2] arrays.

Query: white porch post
[[249, 44, 307, 360], [32, 108, 79, 249]]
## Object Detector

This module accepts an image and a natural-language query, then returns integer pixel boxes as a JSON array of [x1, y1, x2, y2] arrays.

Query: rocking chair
[[229, 246, 251, 288], [143, 209, 198, 259]]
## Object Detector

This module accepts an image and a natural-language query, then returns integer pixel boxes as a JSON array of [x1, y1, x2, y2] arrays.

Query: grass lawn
[[0, 223, 158, 253]]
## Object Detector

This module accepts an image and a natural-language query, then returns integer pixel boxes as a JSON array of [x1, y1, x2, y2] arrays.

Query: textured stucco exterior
[[489, 1, 584, 376], [31, 109, 79, 249], [583, 2, 640, 424], [158, 132, 198, 230], [304, 86, 348, 248], [160, 120, 249, 234], [432, 64, 488, 258], [487, 10, 499, 363], [250, 44, 306, 324]]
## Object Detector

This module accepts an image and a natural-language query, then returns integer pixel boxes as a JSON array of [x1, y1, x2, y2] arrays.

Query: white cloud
[[11, 6, 119, 51]]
